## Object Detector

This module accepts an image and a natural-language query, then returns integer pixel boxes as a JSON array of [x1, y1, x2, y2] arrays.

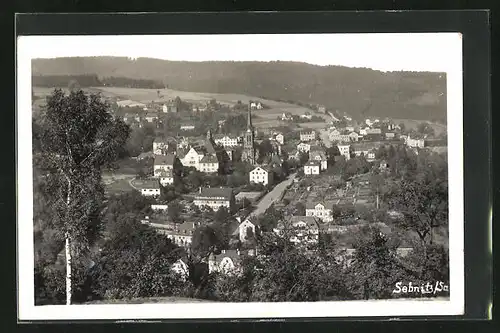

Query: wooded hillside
[[32, 57, 447, 122]]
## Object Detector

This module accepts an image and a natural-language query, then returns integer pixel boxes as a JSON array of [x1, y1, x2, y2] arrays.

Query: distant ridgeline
[[32, 57, 447, 122], [32, 74, 165, 89]]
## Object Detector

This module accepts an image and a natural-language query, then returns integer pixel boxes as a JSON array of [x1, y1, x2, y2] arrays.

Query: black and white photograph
[[17, 32, 464, 320]]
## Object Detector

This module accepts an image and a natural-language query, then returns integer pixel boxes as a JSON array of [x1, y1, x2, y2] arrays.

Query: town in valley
[[32, 58, 449, 305]]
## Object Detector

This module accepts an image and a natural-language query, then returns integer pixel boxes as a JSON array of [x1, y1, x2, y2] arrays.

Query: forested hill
[[32, 57, 447, 122]]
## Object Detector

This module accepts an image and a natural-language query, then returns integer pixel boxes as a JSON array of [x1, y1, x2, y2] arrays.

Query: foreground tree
[[36, 89, 130, 304], [388, 177, 448, 247]]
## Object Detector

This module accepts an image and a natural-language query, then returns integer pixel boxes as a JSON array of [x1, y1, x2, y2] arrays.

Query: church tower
[[242, 102, 257, 164], [207, 128, 213, 141]]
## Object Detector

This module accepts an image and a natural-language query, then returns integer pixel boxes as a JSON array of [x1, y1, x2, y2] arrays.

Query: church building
[[241, 103, 258, 164]]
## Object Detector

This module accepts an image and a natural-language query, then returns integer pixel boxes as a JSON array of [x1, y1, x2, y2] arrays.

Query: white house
[[249, 166, 274, 186], [300, 130, 316, 142], [193, 187, 235, 212], [198, 155, 219, 173], [156, 169, 175, 186], [367, 150, 376, 161], [154, 154, 176, 176], [214, 135, 240, 148], [179, 147, 204, 169], [337, 145, 351, 160], [300, 114, 313, 120], [153, 138, 169, 155], [297, 142, 311, 153], [305, 201, 335, 222], [237, 218, 257, 242], [180, 124, 196, 131], [275, 133, 284, 145], [139, 179, 162, 197], [406, 136, 425, 148], [304, 160, 321, 175]]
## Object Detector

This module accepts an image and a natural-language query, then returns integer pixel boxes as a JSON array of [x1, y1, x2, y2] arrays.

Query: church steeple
[[247, 102, 253, 130], [207, 128, 213, 141]]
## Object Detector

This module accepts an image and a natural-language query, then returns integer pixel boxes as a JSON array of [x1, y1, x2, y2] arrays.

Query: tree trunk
[[65, 235, 72, 305], [376, 193, 379, 210], [65, 178, 72, 305]]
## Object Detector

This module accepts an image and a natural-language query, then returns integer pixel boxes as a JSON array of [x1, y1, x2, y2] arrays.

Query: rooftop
[[287, 216, 320, 228], [139, 179, 161, 190], [305, 160, 321, 167], [305, 200, 336, 209], [200, 155, 219, 164], [155, 154, 176, 166], [196, 187, 233, 200]]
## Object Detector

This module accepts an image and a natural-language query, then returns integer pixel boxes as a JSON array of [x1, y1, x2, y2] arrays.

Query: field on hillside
[[34, 86, 331, 128], [392, 118, 447, 136]]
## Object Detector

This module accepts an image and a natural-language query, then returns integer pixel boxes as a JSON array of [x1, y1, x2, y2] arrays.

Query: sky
[[19, 33, 462, 72]]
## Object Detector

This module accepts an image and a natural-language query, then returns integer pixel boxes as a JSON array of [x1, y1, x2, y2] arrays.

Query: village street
[[248, 172, 297, 218]]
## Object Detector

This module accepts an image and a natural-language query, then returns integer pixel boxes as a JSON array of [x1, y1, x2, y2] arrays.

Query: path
[[248, 173, 297, 218]]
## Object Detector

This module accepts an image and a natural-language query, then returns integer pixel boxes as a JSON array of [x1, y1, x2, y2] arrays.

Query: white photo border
[[17, 33, 464, 321]]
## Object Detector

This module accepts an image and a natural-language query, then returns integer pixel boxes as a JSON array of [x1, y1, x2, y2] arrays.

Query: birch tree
[[35, 89, 130, 304]]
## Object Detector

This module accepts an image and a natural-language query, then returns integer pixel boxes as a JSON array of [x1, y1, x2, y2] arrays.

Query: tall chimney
[[199, 187, 202, 194]]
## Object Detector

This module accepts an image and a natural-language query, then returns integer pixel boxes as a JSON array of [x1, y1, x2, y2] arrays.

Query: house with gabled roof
[[193, 187, 235, 212], [304, 160, 321, 175], [305, 201, 336, 222], [139, 179, 162, 197], [199, 154, 219, 173], [249, 166, 274, 186], [179, 146, 204, 169], [154, 153, 177, 176]]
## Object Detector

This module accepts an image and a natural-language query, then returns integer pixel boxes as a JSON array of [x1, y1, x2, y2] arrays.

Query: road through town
[[249, 172, 297, 218]]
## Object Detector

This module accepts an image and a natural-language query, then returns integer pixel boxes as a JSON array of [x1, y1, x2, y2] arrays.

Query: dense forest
[[32, 57, 447, 122], [32, 74, 165, 89]]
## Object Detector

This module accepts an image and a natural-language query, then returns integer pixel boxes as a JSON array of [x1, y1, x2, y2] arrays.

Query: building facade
[[154, 154, 176, 176], [193, 187, 235, 212], [300, 130, 317, 142], [304, 161, 321, 175], [337, 145, 351, 160], [249, 166, 273, 186], [305, 202, 334, 222], [139, 179, 162, 197], [214, 135, 240, 148]]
